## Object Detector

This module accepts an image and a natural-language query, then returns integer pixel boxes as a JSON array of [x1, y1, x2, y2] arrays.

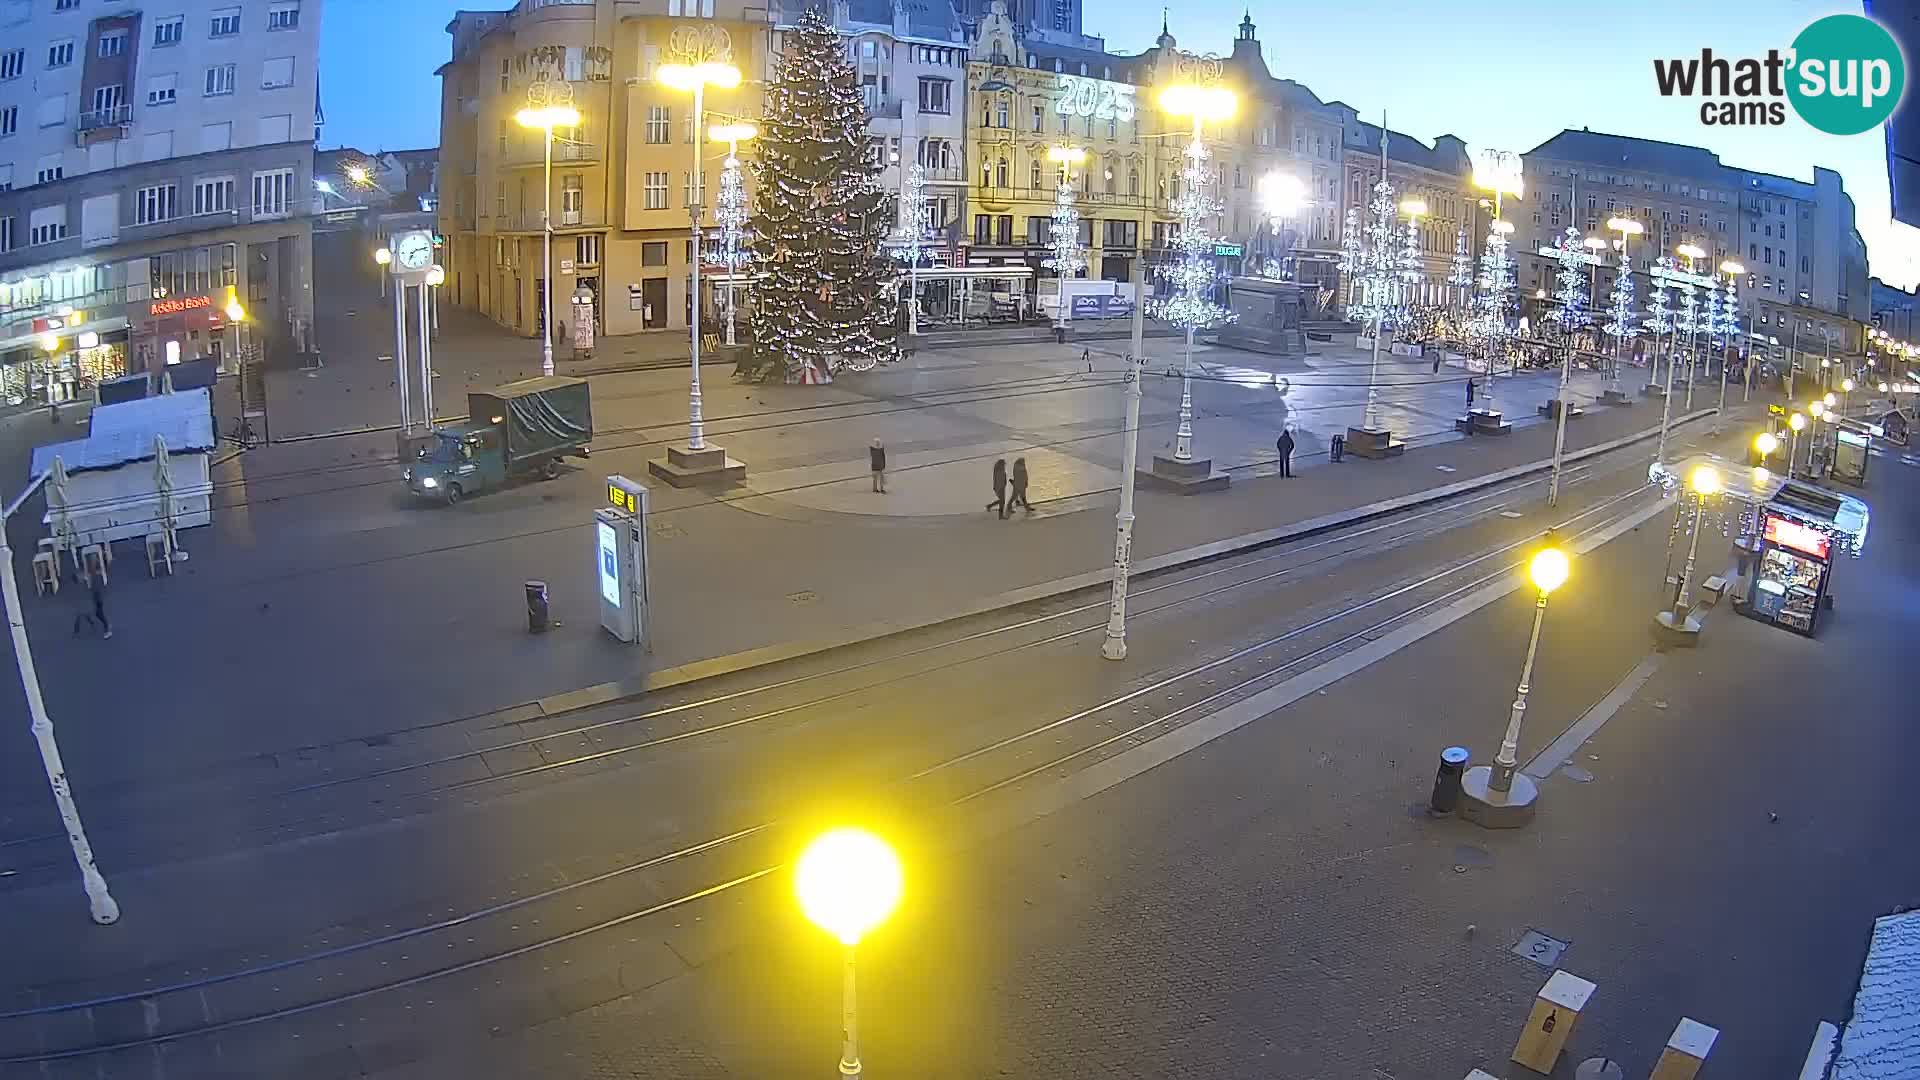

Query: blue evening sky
[[322, 0, 1920, 287]]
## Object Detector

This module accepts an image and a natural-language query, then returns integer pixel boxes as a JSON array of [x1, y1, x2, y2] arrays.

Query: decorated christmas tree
[[747, 9, 899, 384]]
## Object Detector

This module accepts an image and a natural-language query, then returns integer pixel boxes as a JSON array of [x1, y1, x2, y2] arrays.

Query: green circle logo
[[1787, 14, 1905, 135]]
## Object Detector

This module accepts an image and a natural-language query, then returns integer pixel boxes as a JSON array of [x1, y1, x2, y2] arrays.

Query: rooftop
[[1828, 909, 1920, 1080], [1526, 128, 1728, 182]]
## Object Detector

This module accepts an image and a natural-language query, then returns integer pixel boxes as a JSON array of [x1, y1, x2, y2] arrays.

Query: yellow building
[[438, 0, 766, 341]]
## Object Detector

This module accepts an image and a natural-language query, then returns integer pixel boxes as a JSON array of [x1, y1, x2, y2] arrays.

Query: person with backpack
[[1275, 427, 1296, 478], [869, 438, 887, 493]]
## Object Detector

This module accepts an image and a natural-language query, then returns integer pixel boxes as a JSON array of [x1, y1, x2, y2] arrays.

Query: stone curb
[[504, 407, 1721, 722]]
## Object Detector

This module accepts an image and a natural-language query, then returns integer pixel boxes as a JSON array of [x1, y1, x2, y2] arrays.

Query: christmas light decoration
[[714, 147, 751, 346], [1551, 226, 1591, 331], [1448, 223, 1473, 303]]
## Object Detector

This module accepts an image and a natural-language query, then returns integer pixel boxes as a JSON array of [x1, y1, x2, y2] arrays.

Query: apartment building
[[839, 0, 969, 250], [0, 0, 320, 405]]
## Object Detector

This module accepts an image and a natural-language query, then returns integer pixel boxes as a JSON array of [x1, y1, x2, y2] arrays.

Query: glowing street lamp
[[1656, 464, 1720, 642], [1787, 411, 1806, 479], [796, 828, 903, 1080], [657, 60, 741, 454], [516, 94, 584, 379], [710, 122, 757, 347], [1604, 217, 1644, 395], [345, 164, 370, 186], [1463, 539, 1569, 827], [373, 247, 391, 266], [1156, 82, 1237, 464]]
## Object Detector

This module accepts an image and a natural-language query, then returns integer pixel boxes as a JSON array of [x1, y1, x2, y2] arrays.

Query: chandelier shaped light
[[1552, 226, 1592, 332], [1150, 136, 1233, 332]]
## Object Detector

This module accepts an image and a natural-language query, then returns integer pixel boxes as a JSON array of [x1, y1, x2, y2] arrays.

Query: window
[[1029, 160, 1041, 189], [1103, 219, 1137, 247], [88, 84, 124, 121], [561, 174, 583, 219], [499, 57, 510, 93], [576, 233, 600, 266], [268, 1, 301, 30], [257, 114, 291, 143], [147, 73, 178, 106], [644, 171, 668, 209], [0, 49, 23, 80], [205, 64, 236, 96], [210, 7, 241, 37], [1800, 255, 1809, 274], [36, 153, 63, 184], [1750, 243, 1758, 261], [973, 214, 990, 244], [99, 31, 128, 58], [646, 105, 670, 144], [154, 16, 184, 46], [995, 157, 1008, 187], [193, 176, 233, 215], [1025, 216, 1047, 245], [1031, 103, 1042, 132], [1127, 168, 1137, 197], [996, 215, 1012, 245], [0, 216, 12, 253], [262, 57, 295, 89], [48, 40, 75, 68], [918, 78, 950, 114], [1764, 245, 1773, 264], [0, 106, 15, 137], [251, 168, 294, 218], [641, 241, 667, 266], [683, 169, 703, 207], [29, 205, 68, 246], [995, 99, 1007, 128], [137, 184, 180, 224]]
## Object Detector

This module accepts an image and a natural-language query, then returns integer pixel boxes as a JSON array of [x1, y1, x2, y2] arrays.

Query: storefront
[[0, 313, 132, 409], [129, 287, 248, 376]]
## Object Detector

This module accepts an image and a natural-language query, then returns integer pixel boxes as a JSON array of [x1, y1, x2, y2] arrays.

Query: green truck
[[404, 376, 593, 505]]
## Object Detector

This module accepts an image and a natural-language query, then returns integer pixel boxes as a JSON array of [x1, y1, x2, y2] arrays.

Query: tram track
[[0, 453, 1617, 869], [0, 475, 1663, 1065]]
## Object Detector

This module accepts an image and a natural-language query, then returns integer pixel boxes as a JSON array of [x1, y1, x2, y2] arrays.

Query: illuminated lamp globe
[[1689, 463, 1721, 496], [374, 247, 392, 266], [224, 300, 245, 322], [1841, 378, 1855, 393], [1528, 548, 1569, 595], [1789, 412, 1806, 432], [795, 828, 902, 946], [1754, 432, 1778, 457], [1823, 392, 1837, 407]]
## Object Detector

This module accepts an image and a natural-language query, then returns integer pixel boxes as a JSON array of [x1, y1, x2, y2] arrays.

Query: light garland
[[1149, 136, 1233, 332], [1551, 226, 1592, 331]]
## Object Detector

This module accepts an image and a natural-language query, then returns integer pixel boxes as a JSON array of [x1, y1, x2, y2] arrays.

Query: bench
[[146, 531, 174, 577], [1699, 575, 1728, 607], [32, 551, 59, 596]]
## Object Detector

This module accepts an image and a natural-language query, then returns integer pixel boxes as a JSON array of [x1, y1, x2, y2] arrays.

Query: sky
[[321, 0, 1920, 288]]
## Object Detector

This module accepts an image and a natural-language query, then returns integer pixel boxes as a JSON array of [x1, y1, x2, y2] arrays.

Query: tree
[[747, 9, 899, 384]]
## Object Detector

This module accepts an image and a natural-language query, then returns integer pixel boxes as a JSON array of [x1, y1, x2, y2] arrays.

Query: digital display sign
[[1763, 514, 1830, 560], [597, 521, 621, 606], [149, 295, 212, 317], [1051, 74, 1137, 122], [608, 483, 638, 514]]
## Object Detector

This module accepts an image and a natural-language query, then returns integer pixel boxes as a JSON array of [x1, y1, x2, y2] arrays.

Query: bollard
[[1430, 746, 1470, 815], [1330, 432, 1345, 463], [1511, 970, 1596, 1075], [525, 580, 550, 633], [1649, 1018, 1717, 1080]]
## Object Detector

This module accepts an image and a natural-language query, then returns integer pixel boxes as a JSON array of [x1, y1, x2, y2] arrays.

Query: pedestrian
[[869, 438, 887, 493], [1009, 457, 1032, 514], [1466, 377, 1477, 411], [987, 458, 1008, 518], [72, 577, 110, 639], [1082, 348, 1093, 373], [1432, 352, 1443, 375], [1275, 427, 1296, 478]]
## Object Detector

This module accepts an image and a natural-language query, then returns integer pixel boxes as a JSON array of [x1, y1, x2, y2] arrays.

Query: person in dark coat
[[1466, 377, 1477, 410], [1275, 427, 1296, 478], [73, 577, 111, 639], [869, 438, 887, 493], [988, 458, 1008, 518], [1009, 457, 1032, 513]]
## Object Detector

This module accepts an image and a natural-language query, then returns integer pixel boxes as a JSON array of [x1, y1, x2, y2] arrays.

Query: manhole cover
[[1574, 1058, 1624, 1079], [786, 590, 818, 604], [1513, 929, 1569, 968]]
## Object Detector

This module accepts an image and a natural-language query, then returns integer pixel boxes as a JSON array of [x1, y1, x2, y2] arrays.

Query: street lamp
[[1787, 411, 1805, 479], [796, 828, 903, 1080], [1605, 216, 1644, 397], [658, 59, 742, 454], [1045, 145, 1088, 339], [1257, 172, 1307, 280], [710, 122, 757, 348], [346, 164, 370, 187], [1715, 259, 1745, 422], [1157, 82, 1236, 464], [1470, 150, 1524, 410], [516, 91, 583, 379], [1656, 465, 1719, 643], [1674, 243, 1706, 411], [1482, 542, 1570, 807]]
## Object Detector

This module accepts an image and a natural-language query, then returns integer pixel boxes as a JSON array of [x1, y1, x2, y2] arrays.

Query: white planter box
[[1390, 342, 1417, 356], [1354, 335, 1376, 349]]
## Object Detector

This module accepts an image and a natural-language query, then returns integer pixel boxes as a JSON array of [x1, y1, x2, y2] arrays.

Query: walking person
[[987, 458, 1008, 519], [1275, 427, 1296, 478], [73, 577, 110, 639], [1009, 457, 1032, 514], [869, 438, 887, 493], [1431, 352, 1443, 375], [1466, 376, 1477, 411]]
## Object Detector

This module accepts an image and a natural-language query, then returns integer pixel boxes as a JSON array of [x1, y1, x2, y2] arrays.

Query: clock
[[393, 230, 435, 273]]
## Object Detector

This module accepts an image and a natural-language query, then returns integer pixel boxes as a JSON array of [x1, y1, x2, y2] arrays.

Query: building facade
[[0, 0, 321, 406], [1332, 105, 1471, 306]]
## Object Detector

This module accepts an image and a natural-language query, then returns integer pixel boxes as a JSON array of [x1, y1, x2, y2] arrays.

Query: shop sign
[[1213, 243, 1245, 258], [1763, 513, 1830, 560], [150, 295, 212, 317]]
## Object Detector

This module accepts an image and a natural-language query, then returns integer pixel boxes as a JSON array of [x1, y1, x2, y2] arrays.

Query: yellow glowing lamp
[[1157, 83, 1237, 122], [1752, 465, 1771, 485], [1789, 411, 1806, 431], [224, 300, 245, 322], [1754, 432, 1778, 457], [346, 164, 370, 185], [374, 247, 392, 266], [708, 122, 757, 144], [1809, 401, 1825, 419], [39, 332, 60, 352], [1720, 259, 1745, 276], [656, 62, 741, 91], [1689, 463, 1721, 496], [1400, 198, 1428, 218], [1841, 378, 1855, 393], [1606, 216, 1644, 236], [1823, 392, 1837, 407], [1528, 548, 1569, 595], [1046, 144, 1087, 165], [795, 828, 902, 946], [426, 264, 447, 287]]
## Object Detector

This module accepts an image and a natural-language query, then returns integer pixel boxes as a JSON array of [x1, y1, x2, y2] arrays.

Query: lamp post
[[1755, 430, 1778, 477], [1604, 216, 1643, 399], [1674, 243, 1706, 411], [373, 246, 414, 433], [1840, 376, 1854, 420], [658, 59, 741, 452], [1103, 257, 1149, 661], [515, 87, 582, 379], [710, 122, 757, 349], [1156, 83, 1237, 463], [1713, 259, 1744, 432], [1470, 149, 1525, 412], [795, 828, 903, 1080], [1460, 542, 1568, 828], [1045, 145, 1088, 341], [1257, 171, 1307, 280], [1655, 464, 1720, 646]]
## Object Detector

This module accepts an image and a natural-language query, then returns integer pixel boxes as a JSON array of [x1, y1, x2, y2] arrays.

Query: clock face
[[396, 232, 434, 270]]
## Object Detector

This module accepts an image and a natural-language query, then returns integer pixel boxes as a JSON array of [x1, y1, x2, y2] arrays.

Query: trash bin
[[1330, 432, 1345, 463], [525, 580, 550, 634], [1429, 745, 1470, 815]]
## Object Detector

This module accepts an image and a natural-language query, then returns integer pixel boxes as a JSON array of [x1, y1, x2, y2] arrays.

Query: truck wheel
[[542, 459, 560, 481], [444, 483, 463, 506]]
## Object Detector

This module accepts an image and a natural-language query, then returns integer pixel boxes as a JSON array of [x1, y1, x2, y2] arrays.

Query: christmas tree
[[747, 9, 899, 384]]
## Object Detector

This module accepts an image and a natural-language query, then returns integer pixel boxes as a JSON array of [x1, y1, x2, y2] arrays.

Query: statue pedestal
[[1210, 277, 1308, 356]]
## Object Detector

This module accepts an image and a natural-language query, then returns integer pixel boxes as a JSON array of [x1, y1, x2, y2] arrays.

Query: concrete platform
[[1455, 409, 1514, 436], [1141, 453, 1230, 494], [647, 442, 747, 487], [1457, 764, 1539, 828], [1538, 399, 1586, 420], [1599, 388, 1635, 406], [1643, 383, 1668, 399], [1343, 426, 1407, 459], [1651, 607, 1704, 647]]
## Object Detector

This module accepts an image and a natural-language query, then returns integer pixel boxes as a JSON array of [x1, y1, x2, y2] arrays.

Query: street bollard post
[[525, 580, 551, 633], [1429, 746, 1470, 815], [1511, 970, 1596, 1075], [1649, 1018, 1718, 1080]]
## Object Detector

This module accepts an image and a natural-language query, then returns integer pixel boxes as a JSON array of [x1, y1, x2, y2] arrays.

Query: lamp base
[[1456, 765, 1538, 829]]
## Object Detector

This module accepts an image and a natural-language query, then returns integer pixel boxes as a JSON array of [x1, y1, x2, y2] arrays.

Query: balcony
[[867, 98, 904, 120], [76, 104, 133, 143], [501, 140, 600, 168]]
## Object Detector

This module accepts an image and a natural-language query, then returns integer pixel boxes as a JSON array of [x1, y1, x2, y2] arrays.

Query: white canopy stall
[[29, 388, 215, 551]]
